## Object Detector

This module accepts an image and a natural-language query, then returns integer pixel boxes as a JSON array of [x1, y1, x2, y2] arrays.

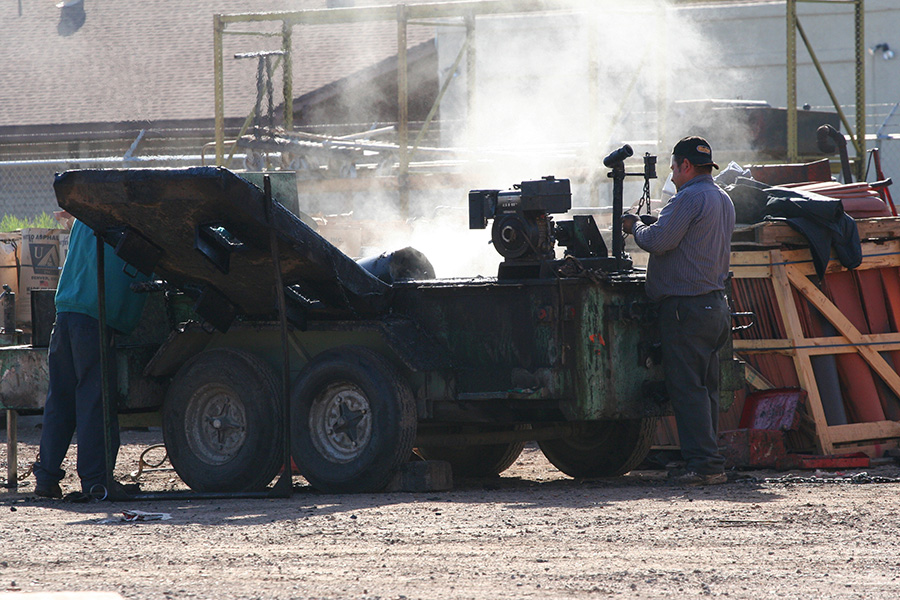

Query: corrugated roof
[[0, 0, 436, 128]]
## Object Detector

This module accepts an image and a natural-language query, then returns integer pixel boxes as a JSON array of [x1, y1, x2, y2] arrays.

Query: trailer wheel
[[291, 346, 416, 493], [162, 348, 283, 492], [417, 426, 527, 477], [538, 418, 657, 478]]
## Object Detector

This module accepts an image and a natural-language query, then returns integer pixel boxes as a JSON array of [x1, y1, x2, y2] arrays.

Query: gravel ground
[[2, 422, 900, 600]]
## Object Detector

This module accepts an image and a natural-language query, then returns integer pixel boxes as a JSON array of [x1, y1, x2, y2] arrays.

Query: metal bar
[[221, 30, 282, 37], [465, 13, 476, 150], [786, 0, 798, 162], [853, 0, 865, 180], [408, 20, 468, 28], [655, 7, 667, 194], [410, 29, 470, 156], [282, 21, 293, 131], [610, 163, 626, 270], [587, 9, 599, 206], [265, 175, 293, 498], [397, 4, 410, 218], [95, 232, 117, 498], [795, 19, 856, 142], [5, 410, 17, 489], [214, 14, 226, 166], [875, 101, 900, 138], [216, 1, 596, 27]]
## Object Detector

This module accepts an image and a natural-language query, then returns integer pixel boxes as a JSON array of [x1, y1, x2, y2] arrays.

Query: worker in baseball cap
[[622, 135, 735, 486], [671, 135, 719, 170]]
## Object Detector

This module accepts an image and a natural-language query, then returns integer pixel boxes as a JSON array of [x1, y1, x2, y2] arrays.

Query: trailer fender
[[143, 323, 214, 379]]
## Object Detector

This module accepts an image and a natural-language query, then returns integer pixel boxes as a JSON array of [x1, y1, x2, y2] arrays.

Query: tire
[[162, 348, 283, 492], [291, 346, 416, 493], [538, 418, 657, 478], [417, 426, 527, 477]]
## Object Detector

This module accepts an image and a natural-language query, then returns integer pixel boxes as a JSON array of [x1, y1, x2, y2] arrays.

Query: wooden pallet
[[733, 216, 900, 247], [731, 230, 900, 456]]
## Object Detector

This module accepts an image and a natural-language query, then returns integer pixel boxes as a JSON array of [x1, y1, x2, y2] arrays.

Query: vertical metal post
[[853, 0, 866, 180], [611, 164, 626, 272], [0, 287, 15, 345], [465, 12, 476, 151], [587, 8, 600, 207], [264, 176, 292, 498], [282, 20, 294, 131], [214, 14, 226, 166], [397, 4, 410, 219], [95, 233, 116, 498], [5, 409, 17, 489], [656, 6, 668, 188], [786, 0, 798, 162]]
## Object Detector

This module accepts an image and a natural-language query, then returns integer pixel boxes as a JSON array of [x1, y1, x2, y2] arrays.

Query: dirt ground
[[2, 421, 900, 600]]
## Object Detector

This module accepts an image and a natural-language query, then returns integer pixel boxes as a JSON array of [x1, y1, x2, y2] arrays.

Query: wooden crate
[[731, 218, 900, 456]]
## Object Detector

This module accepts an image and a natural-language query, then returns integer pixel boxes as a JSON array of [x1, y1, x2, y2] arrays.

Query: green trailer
[[1, 164, 739, 493]]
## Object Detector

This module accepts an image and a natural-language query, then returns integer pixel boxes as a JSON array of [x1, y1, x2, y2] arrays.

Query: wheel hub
[[309, 382, 372, 463], [184, 383, 247, 465]]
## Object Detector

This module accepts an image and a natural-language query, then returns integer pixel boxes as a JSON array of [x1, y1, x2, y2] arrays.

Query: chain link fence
[[0, 157, 208, 220], [5, 106, 900, 219], [0, 162, 65, 219]]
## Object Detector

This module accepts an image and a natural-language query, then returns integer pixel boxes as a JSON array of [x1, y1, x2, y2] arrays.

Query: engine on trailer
[[468, 175, 611, 279]]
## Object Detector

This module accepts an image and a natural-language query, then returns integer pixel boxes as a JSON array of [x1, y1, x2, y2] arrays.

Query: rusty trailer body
[[2, 166, 674, 493]]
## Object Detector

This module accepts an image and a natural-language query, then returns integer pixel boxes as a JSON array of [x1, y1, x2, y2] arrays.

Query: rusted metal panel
[[0, 346, 48, 410], [392, 276, 667, 421], [719, 429, 787, 469], [0, 344, 166, 412]]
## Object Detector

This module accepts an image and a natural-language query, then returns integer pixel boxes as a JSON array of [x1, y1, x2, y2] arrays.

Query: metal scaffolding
[[213, 0, 616, 212], [786, 0, 865, 178]]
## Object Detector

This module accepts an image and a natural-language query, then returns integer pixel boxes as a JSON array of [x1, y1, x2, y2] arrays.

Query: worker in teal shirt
[[33, 219, 150, 500]]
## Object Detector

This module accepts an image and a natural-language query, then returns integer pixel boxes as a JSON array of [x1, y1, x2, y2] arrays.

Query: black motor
[[469, 176, 571, 262], [469, 176, 613, 279]]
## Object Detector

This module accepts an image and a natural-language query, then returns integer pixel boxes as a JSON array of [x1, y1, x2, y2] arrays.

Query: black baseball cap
[[672, 136, 719, 169]]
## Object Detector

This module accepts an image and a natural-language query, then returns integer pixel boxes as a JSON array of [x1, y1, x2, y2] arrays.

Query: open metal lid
[[54, 167, 391, 329]]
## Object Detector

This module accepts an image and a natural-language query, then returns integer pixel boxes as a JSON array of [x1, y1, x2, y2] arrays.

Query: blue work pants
[[33, 311, 119, 493], [659, 291, 730, 475]]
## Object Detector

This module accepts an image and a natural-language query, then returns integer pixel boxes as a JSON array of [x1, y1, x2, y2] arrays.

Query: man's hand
[[621, 213, 639, 235]]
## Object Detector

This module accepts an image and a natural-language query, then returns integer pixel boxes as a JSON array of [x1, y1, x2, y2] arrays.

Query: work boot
[[34, 481, 63, 499], [672, 471, 728, 486]]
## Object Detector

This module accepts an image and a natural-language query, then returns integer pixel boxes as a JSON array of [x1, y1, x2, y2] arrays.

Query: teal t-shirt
[[54, 220, 151, 335]]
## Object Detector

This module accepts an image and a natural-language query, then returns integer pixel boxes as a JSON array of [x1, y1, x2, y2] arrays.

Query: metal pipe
[[587, 8, 599, 207], [95, 232, 117, 499], [216, 1, 597, 26], [796, 20, 856, 150], [265, 175, 293, 498], [611, 163, 626, 271], [214, 14, 226, 166], [0, 286, 15, 345], [411, 30, 470, 157], [853, 0, 865, 180], [465, 13, 476, 150], [397, 4, 410, 218], [786, 0, 798, 162], [5, 410, 17, 489], [282, 21, 294, 131]]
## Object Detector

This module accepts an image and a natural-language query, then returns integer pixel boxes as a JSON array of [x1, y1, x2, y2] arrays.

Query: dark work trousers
[[659, 291, 730, 475], [33, 311, 119, 493]]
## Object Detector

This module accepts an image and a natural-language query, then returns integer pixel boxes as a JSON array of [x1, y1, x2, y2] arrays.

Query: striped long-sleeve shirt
[[631, 174, 735, 302]]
